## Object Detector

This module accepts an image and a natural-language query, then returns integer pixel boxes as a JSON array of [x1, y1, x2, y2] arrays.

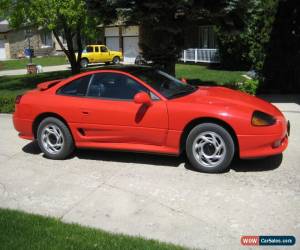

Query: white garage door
[[106, 37, 119, 51], [0, 40, 6, 60], [123, 36, 139, 64]]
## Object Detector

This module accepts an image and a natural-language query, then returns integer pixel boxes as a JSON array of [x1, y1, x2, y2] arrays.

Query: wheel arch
[[80, 57, 89, 65], [180, 117, 239, 155], [32, 112, 72, 139]]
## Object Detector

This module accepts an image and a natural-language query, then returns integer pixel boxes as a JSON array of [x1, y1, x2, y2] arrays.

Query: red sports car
[[13, 66, 289, 173]]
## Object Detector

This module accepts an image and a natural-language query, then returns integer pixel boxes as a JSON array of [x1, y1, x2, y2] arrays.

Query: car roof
[[87, 44, 106, 47]]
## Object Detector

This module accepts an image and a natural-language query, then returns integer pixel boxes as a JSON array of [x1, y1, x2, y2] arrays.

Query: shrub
[[224, 78, 259, 95], [237, 79, 259, 95], [0, 95, 16, 113]]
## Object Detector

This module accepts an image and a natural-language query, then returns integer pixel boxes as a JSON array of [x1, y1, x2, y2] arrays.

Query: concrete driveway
[[0, 97, 299, 250]]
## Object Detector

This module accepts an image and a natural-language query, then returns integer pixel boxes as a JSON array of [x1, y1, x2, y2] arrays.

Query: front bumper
[[238, 118, 290, 159]]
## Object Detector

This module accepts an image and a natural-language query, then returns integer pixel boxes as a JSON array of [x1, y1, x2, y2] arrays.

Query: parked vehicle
[[134, 54, 152, 65], [13, 66, 289, 173], [75, 45, 123, 68]]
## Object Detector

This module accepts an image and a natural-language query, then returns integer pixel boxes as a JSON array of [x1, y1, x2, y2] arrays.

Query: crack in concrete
[[101, 182, 236, 243], [0, 181, 20, 208], [0, 182, 7, 196], [58, 164, 138, 220]]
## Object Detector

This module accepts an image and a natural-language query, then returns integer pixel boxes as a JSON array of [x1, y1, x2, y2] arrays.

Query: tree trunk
[[75, 22, 83, 71], [262, 0, 300, 93], [163, 61, 176, 76]]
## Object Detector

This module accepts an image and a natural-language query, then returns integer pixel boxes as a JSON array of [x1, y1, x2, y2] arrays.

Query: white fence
[[181, 48, 220, 63]]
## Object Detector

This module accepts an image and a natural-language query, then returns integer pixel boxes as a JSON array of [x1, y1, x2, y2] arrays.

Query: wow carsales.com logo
[[241, 236, 296, 246]]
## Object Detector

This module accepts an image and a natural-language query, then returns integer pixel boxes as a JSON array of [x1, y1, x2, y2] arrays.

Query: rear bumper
[[13, 115, 34, 140]]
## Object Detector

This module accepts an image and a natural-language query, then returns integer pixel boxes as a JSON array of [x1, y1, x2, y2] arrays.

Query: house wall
[[104, 25, 139, 63], [0, 34, 10, 59], [0, 27, 59, 59], [183, 25, 218, 49], [7, 29, 40, 58]]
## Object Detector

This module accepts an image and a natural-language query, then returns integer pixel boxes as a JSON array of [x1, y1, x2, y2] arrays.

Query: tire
[[112, 56, 120, 64], [185, 123, 235, 173], [80, 58, 89, 68], [37, 117, 74, 160]]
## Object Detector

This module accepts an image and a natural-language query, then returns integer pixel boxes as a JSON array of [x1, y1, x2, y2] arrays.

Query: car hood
[[179, 86, 281, 116]]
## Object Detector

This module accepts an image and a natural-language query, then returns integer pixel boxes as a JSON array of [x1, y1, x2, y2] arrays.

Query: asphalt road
[[0, 97, 299, 250]]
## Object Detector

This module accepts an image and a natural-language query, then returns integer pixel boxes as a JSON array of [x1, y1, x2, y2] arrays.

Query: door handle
[[82, 111, 89, 115]]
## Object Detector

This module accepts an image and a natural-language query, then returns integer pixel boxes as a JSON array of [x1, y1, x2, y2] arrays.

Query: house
[[102, 23, 220, 64], [0, 19, 67, 60]]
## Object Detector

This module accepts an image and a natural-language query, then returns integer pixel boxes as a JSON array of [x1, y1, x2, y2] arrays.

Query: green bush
[[0, 95, 16, 113], [237, 79, 259, 95], [224, 78, 259, 95]]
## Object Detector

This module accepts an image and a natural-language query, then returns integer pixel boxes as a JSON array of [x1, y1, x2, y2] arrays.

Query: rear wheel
[[37, 117, 74, 160], [112, 56, 120, 64], [186, 123, 235, 173], [80, 58, 89, 68]]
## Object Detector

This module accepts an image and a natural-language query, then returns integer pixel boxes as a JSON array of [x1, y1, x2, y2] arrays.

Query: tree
[[88, 0, 247, 76], [261, 0, 300, 93], [214, 0, 277, 71], [1, 0, 112, 74]]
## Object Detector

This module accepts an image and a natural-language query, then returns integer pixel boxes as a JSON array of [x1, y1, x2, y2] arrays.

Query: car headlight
[[251, 111, 276, 126]]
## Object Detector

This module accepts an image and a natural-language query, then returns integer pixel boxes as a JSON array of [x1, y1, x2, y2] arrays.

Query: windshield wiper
[[169, 87, 197, 99]]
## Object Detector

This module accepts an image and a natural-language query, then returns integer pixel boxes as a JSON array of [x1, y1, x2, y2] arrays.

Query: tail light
[[15, 95, 23, 104]]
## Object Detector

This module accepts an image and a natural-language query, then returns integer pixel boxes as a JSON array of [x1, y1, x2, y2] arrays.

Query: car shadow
[[22, 141, 283, 172], [230, 154, 283, 172]]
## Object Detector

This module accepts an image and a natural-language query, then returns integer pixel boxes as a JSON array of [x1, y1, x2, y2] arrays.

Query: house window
[[199, 26, 217, 49], [41, 31, 53, 47]]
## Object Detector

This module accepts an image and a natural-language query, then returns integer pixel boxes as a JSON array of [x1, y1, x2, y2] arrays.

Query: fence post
[[183, 50, 186, 63], [195, 49, 198, 63]]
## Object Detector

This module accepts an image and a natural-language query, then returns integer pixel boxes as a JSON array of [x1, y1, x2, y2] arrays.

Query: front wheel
[[186, 123, 235, 173], [37, 117, 74, 160]]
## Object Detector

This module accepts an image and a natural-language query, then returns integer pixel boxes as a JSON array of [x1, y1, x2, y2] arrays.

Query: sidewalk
[[0, 62, 134, 76], [0, 64, 70, 76]]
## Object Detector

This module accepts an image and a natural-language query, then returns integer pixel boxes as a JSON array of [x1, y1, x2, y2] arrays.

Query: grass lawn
[[0, 64, 246, 113], [0, 71, 73, 112], [0, 208, 185, 250], [0, 56, 66, 71], [176, 64, 246, 85]]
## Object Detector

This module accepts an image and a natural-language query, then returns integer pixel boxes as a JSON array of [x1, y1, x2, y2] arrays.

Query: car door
[[52, 74, 92, 137], [85, 46, 95, 63], [93, 46, 102, 63], [79, 72, 168, 146], [99, 46, 110, 62]]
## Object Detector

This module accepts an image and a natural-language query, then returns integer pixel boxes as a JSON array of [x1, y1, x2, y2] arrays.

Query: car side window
[[86, 73, 156, 100], [86, 46, 93, 53], [95, 46, 99, 52], [100, 46, 108, 53], [58, 75, 91, 96]]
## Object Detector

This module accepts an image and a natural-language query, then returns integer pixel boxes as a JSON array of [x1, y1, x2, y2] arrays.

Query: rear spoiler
[[37, 79, 63, 91]]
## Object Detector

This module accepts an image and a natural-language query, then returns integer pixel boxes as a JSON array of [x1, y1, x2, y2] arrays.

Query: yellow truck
[[76, 45, 123, 68]]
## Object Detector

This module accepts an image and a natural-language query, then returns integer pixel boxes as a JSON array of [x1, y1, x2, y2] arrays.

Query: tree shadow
[[22, 141, 283, 172], [258, 94, 300, 105], [186, 78, 218, 86]]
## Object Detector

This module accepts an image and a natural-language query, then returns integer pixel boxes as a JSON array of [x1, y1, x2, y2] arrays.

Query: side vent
[[78, 128, 85, 136]]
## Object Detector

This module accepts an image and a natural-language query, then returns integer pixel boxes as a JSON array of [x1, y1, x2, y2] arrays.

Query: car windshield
[[133, 69, 197, 99]]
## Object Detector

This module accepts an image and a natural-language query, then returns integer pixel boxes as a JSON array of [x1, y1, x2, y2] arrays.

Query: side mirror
[[134, 92, 152, 105]]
